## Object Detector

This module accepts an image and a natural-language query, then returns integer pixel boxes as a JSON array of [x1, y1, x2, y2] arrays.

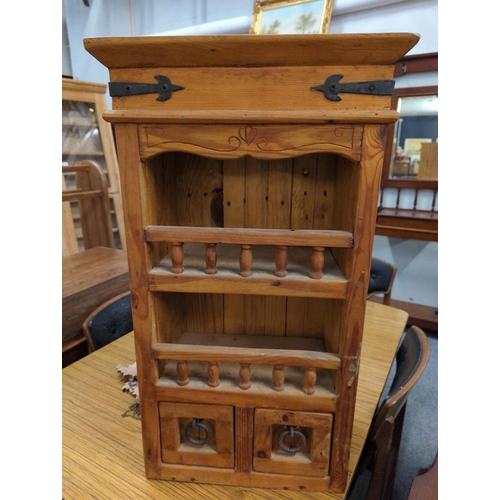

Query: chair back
[[82, 292, 133, 352], [367, 257, 397, 305], [62, 160, 114, 256], [370, 326, 430, 440], [348, 326, 430, 500]]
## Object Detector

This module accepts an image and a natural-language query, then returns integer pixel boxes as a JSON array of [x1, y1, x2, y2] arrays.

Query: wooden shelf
[[62, 150, 105, 156], [145, 225, 353, 248], [155, 332, 337, 413], [376, 208, 438, 242], [149, 244, 348, 298]]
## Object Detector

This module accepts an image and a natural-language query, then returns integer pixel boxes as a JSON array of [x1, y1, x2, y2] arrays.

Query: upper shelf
[[84, 33, 420, 69], [149, 244, 348, 299]]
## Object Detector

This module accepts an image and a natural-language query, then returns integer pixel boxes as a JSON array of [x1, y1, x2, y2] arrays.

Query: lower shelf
[[155, 332, 338, 413]]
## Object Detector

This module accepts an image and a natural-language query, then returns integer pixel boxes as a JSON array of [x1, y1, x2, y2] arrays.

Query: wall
[[62, 0, 438, 308]]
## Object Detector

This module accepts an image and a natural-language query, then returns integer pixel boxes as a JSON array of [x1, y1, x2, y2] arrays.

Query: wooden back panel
[[142, 152, 357, 342]]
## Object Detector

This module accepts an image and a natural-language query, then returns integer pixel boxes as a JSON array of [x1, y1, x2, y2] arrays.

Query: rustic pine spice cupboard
[[85, 33, 419, 493]]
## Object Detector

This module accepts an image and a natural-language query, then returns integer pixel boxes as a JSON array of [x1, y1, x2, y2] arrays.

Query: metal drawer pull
[[278, 426, 306, 454], [184, 418, 210, 446]]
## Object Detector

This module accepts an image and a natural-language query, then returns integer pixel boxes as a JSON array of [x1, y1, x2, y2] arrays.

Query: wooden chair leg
[[366, 420, 395, 500], [366, 402, 407, 500], [385, 402, 406, 499]]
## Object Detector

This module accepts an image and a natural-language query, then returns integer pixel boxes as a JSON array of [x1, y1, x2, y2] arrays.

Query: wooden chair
[[347, 326, 430, 500], [82, 292, 133, 352], [62, 160, 114, 256], [367, 257, 397, 305]]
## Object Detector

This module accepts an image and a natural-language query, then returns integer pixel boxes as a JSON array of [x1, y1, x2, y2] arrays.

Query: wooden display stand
[[85, 33, 419, 494]]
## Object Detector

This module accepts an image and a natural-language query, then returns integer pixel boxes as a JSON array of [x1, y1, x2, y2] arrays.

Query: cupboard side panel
[[114, 123, 161, 478], [329, 124, 387, 492]]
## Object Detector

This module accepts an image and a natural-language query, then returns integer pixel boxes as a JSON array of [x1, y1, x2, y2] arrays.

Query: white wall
[[63, 0, 438, 86], [62, 0, 438, 308]]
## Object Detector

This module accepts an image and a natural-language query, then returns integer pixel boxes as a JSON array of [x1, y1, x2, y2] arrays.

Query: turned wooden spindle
[[274, 246, 288, 277], [303, 366, 317, 395], [207, 361, 220, 387], [272, 365, 285, 391], [309, 246, 325, 279], [170, 242, 184, 274], [239, 363, 251, 390], [239, 245, 252, 277], [205, 243, 217, 274], [176, 360, 189, 386]]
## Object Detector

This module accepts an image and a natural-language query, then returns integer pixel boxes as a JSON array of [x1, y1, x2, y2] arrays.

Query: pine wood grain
[[63, 301, 408, 498], [138, 124, 363, 161], [88, 32, 417, 494], [84, 33, 420, 68]]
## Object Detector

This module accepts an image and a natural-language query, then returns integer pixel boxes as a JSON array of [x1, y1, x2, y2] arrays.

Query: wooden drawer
[[253, 408, 333, 477], [159, 402, 234, 468]]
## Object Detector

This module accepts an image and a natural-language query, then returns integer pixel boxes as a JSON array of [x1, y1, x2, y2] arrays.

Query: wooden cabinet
[[85, 33, 419, 494], [62, 78, 126, 254]]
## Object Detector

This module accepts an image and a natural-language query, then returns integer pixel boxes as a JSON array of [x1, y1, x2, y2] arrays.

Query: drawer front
[[159, 402, 234, 468], [253, 408, 333, 477]]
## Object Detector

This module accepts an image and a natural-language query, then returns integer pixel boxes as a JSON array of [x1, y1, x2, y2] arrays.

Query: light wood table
[[62, 246, 130, 367], [62, 301, 408, 499]]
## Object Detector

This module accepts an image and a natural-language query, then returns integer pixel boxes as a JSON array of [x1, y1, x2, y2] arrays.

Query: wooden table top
[[62, 300, 408, 500], [62, 246, 129, 299]]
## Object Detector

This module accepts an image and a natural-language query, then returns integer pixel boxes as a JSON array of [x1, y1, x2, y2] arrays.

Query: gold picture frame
[[250, 0, 334, 35]]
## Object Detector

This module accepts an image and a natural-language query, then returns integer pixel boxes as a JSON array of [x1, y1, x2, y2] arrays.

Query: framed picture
[[250, 0, 334, 35]]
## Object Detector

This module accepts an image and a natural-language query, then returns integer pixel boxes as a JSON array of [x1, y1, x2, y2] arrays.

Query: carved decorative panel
[[139, 124, 363, 160]]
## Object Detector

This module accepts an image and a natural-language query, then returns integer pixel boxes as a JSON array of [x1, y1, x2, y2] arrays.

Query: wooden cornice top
[[84, 33, 420, 69]]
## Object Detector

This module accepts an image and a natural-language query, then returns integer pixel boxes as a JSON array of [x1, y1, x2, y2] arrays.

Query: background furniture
[[82, 292, 133, 352], [62, 77, 126, 254], [347, 325, 430, 499], [62, 161, 114, 254], [85, 32, 419, 493], [62, 247, 130, 367], [376, 77, 438, 243], [62, 301, 409, 500], [368, 257, 397, 306], [407, 451, 438, 500]]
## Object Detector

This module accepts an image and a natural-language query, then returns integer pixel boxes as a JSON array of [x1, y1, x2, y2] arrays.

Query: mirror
[[382, 85, 438, 187]]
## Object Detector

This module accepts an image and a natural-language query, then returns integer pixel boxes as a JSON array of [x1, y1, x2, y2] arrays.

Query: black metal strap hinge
[[109, 75, 184, 101], [312, 75, 395, 102]]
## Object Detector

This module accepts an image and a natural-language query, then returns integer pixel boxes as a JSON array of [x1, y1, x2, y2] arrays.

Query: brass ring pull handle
[[184, 418, 210, 446], [278, 426, 306, 454]]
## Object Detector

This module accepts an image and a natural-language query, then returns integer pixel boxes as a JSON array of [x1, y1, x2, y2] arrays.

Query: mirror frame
[[381, 53, 438, 191]]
